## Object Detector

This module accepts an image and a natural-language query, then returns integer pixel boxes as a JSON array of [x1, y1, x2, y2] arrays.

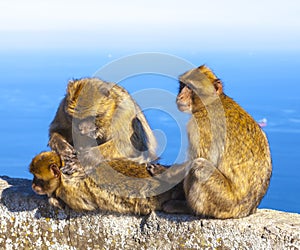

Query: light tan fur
[[29, 133, 179, 215], [49, 78, 157, 166], [163, 65, 272, 219]]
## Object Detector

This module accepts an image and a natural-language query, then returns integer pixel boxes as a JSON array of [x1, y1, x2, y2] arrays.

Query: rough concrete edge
[[0, 176, 299, 250]]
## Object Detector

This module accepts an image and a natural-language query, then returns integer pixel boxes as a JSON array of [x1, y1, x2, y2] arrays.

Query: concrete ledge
[[0, 176, 299, 249]]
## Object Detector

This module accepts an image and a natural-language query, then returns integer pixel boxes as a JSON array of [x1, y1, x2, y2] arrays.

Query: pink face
[[176, 83, 193, 113]]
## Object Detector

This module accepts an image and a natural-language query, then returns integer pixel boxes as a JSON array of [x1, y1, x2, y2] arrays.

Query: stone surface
[[0, 176, 299, 249]]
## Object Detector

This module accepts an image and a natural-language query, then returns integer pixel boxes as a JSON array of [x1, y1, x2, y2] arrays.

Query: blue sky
[[0, 0, 299, 51]]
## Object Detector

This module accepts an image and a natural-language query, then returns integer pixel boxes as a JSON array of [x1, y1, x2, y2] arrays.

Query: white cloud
[[0, 0, 299, 50], [0, 0, 181, 31], [1, 0, 299, 31]]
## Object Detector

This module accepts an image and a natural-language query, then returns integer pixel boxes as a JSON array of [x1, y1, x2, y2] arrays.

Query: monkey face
[[29, 152, 62, 197], [31, 175, 59, 196], [176, 82, 193, 113], [73, 117, 99, 139], [177, 65, 224, 113]]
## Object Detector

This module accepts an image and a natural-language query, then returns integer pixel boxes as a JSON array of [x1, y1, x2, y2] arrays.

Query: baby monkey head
[[29, 151, 63, 196]]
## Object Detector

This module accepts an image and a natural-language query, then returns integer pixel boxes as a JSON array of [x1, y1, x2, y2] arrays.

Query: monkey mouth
[[177, 103, 191, 113], [32, 188, 46, 195]]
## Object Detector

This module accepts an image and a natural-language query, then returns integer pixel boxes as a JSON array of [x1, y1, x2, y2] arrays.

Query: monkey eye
[[179, 82, 187, 91], [33, 177, 46, 186], [180, 81, 191, 90]]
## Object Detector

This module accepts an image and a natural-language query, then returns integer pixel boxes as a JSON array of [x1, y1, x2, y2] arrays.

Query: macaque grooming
[[169, 65, 272, 219], [49, 78, 157, 165], [29, 133, 179, 214]]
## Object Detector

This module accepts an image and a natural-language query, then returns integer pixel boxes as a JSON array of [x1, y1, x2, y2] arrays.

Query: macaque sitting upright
[[161, 65, 272, 219]]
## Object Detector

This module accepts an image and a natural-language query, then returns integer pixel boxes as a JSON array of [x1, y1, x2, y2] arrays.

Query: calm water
[[0, 49, 299, 213]]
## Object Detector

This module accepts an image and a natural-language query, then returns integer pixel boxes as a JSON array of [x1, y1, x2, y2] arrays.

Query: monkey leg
[[48, 196, 65, 209], [183, 158, 239, 219]]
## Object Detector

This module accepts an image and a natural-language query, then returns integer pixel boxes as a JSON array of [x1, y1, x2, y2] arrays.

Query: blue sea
[[0, 49, 299, 214]]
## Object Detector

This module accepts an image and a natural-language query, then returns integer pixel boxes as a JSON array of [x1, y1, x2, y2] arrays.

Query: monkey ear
[[214, 79, 223, 95], [50, 164, 61, 178]]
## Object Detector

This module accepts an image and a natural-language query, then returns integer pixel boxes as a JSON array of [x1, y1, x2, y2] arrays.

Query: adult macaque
[[49, 78, 157, 166], [163, 65, 272, 219]]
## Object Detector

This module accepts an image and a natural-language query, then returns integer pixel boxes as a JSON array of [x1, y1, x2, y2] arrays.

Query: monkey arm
[[76, 141, 112, 168], [49, 98, 73, 144], [130, 117, 149, 152], [49, 132, 77, 160], [49, 132, 72, 151], [48, 132, 83, 175], [146, 163, 168, 176], [48, 196, 65, 209]]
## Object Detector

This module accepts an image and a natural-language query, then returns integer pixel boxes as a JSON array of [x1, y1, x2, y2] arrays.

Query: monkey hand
[[49, 132, 81, 175], [49, 132, 77, 157], [147, 163, 168, 176], [58, 147, 85, 176], [48, 196, 65, 209], [60, 160, 81, 175], [189, 157, 216, 181]]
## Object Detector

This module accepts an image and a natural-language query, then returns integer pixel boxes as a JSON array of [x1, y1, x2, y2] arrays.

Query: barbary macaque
[[162, 65, 272, 219], [49, 78, 157, 166], [30, 133, 182, 214]]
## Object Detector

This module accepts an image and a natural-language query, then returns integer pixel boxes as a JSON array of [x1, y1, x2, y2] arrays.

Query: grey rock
[[0, 176, 299, 249]]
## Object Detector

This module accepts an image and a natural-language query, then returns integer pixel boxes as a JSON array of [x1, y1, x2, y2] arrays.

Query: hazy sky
[[1, 0, 299, 51]]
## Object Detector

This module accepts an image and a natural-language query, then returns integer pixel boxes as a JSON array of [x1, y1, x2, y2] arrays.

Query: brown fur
[[166, 65, 272, 219], [49, 78, 157, 166], [30, 133, 177, 215]]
